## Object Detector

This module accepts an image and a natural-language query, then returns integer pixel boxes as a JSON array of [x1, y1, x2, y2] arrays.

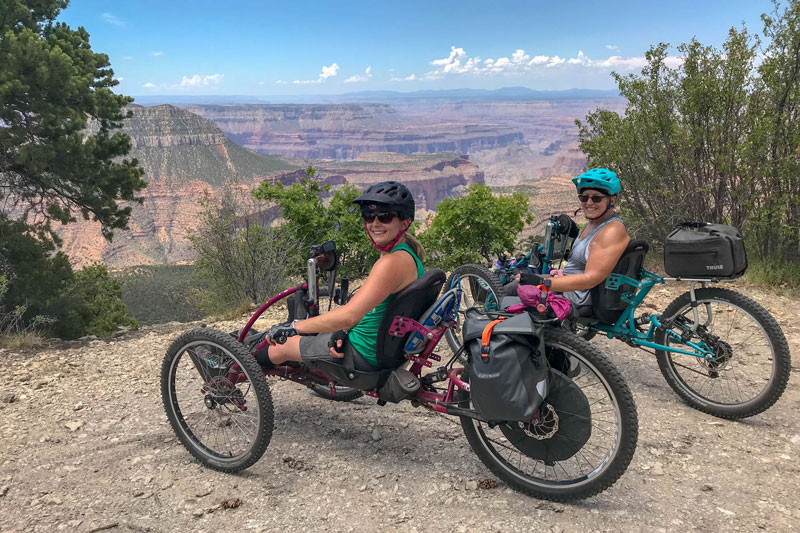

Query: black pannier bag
[[664, 222, 747, 279], [463, 313, 549, 422]]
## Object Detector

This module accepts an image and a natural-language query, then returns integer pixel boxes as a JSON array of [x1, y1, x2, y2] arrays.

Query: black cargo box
[[664, 222, 747, 279]]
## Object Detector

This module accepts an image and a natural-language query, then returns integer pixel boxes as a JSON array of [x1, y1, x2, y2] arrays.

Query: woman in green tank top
[[260, 181, 425, 371]]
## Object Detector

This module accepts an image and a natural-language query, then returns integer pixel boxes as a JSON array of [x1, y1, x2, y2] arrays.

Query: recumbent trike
[[161, 240, 639, 502]]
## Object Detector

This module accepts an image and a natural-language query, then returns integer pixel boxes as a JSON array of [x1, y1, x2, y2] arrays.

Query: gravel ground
[[0, 283, 798, 533]]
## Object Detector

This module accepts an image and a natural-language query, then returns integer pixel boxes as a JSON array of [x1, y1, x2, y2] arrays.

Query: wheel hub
[[204, 377, 248, 410], [520, 403, 559, 440], [705, 339, 733, 377], [203, 394, 217, 409]]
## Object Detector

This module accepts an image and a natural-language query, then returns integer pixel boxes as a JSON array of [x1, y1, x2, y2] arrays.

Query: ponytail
[[405, 233, 426, 261]]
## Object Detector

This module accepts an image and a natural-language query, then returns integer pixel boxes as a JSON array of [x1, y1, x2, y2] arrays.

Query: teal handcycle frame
[[581, 268, 721, 359], [488, 214, 732, 362]]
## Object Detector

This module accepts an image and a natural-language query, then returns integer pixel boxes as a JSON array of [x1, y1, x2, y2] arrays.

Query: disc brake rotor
[[499, 369, 592, 462]]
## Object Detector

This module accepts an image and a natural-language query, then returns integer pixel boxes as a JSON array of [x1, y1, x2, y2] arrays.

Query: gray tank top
[[562, 214, 624, 307]]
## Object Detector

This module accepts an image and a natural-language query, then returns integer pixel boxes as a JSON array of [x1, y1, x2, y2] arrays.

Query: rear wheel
[[459, 326, 638, 501], [161, 328, 273, 472], [655, 288, 791, 419], [445, 264, 505, 354]]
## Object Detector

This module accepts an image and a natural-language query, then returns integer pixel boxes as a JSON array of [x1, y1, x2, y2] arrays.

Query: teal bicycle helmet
[[572, 168, 621, 196]]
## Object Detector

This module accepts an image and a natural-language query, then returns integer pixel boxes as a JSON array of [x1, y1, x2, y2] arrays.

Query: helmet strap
[[365, 219, 410, 252]]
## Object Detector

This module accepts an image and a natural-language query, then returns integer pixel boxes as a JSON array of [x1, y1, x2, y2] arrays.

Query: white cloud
[[591, 55, 647, 69], [276, 80, 287, 84], [431, 46, 468, 73], [405, 74, 417, 81], [415, 46, 682, 80], [605, 44, 620, 52], [568, 51, 589, 66], [294, 63, 340, 84], [152, 51, 165, 57], [320, 63, 339, 79], [142, 82, 155, 88], [116, 77, 124, 82], [122, 55, 134, 61], [101, 13, 125, 26], [344, 66, 373, 83], [179, 74, 224, 87]]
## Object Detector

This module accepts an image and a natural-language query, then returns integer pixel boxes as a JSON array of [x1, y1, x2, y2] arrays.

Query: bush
[[117, 264, 208, 325], [51, 264, 139, 339], [419, 184, 532, 271], [189, 187, 301, 314], [252, 166, 378, 277], [0, 218, 138, 338], [577, 2, 800, 270]]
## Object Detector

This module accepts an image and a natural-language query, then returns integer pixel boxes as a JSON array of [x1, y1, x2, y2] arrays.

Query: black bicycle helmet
[[353, 181, 415, 221]]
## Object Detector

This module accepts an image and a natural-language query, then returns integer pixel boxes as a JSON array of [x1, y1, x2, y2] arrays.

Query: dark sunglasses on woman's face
[[578, 194, 610, 204], [362, 211, 398, 223]]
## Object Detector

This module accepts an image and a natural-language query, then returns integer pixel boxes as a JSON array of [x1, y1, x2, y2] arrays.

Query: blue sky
[[58, 0, 773, 97]]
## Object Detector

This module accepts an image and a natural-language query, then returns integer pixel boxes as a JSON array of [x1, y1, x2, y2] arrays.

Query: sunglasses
[[362, 211, 398, 223], [578, 194, 610, 204]]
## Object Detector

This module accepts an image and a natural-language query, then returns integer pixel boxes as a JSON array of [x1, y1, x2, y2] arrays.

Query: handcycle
[[161, 240, 638, 501], [448, 216, 792, 420], [444, 213, 579, 353]]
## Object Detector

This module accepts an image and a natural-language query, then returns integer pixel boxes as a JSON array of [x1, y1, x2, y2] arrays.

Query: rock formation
[[186, 104, 524, 160], [57, 106, 484, 268]]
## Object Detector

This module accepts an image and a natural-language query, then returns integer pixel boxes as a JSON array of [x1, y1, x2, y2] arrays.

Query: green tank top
[[348, 243, 424, 366]]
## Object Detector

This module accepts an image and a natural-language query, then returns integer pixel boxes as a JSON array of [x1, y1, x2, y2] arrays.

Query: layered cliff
[[58, 107, 485, 268], [59, 105, 299, 267], [186, 104, 523, 160]]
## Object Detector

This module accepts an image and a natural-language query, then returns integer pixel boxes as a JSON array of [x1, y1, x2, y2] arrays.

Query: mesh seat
[[376, 269, 446, 368], [307, 269, 446, 389], [590, 239, 649, 324]]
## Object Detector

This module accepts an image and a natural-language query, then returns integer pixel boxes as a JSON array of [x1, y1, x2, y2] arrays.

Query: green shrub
[[190, 187, 301, 313], [252, 166, 378, 277], [51, 264, 139, 339], [419, 184, 532, 271], [117, 264, 208, 325]]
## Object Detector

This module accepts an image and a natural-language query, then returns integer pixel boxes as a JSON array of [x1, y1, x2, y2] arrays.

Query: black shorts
[[299, 333, 380, 372]]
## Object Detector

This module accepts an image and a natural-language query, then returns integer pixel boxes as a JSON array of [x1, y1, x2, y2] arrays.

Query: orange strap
[[480, 318, 506, 358]]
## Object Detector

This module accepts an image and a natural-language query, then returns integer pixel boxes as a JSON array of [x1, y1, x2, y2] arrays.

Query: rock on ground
[[0, 283, 798, 532]]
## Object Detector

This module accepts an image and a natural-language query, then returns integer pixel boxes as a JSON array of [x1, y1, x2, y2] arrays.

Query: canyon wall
[[58, 106, 484, 268]]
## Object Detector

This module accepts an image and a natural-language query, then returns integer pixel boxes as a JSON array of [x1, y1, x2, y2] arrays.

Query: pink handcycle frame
[[233, 284, 469, 412]]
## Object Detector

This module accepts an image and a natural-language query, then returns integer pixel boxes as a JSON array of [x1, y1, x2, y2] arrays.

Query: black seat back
[[376, 269, 446, 369], [591, 239, 649, 324]]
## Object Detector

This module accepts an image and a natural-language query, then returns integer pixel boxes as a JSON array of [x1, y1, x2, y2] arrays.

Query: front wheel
[[445, 264, 505, 354], [459, 326, 638, 502], [655, 288, 791, 419], [161, 328, 274, 472]]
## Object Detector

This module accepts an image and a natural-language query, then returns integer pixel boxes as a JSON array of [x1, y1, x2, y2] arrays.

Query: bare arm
[[293, 250, 418, 334], [548, 221, 630, 293]]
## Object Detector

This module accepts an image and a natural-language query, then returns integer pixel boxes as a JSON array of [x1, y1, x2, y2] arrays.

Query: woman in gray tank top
[[515, 168, 630, 308]]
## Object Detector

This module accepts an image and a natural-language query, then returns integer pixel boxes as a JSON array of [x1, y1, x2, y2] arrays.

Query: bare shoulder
[[370, 249, 418, 285], [594, 220, 630, 248]]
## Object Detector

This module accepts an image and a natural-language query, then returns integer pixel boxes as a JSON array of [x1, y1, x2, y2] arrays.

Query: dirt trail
[[0, 282, 798, 533]]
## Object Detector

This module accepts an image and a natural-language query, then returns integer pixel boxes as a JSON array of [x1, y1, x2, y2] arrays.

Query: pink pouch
[[513, 284, 572, 321], [546, 292, 572, 321]]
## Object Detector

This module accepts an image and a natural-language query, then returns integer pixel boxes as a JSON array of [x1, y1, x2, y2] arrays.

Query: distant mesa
[[185, 103, 524, 161], [60, 105, 483, 268], [58, 94, 626, 268]]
